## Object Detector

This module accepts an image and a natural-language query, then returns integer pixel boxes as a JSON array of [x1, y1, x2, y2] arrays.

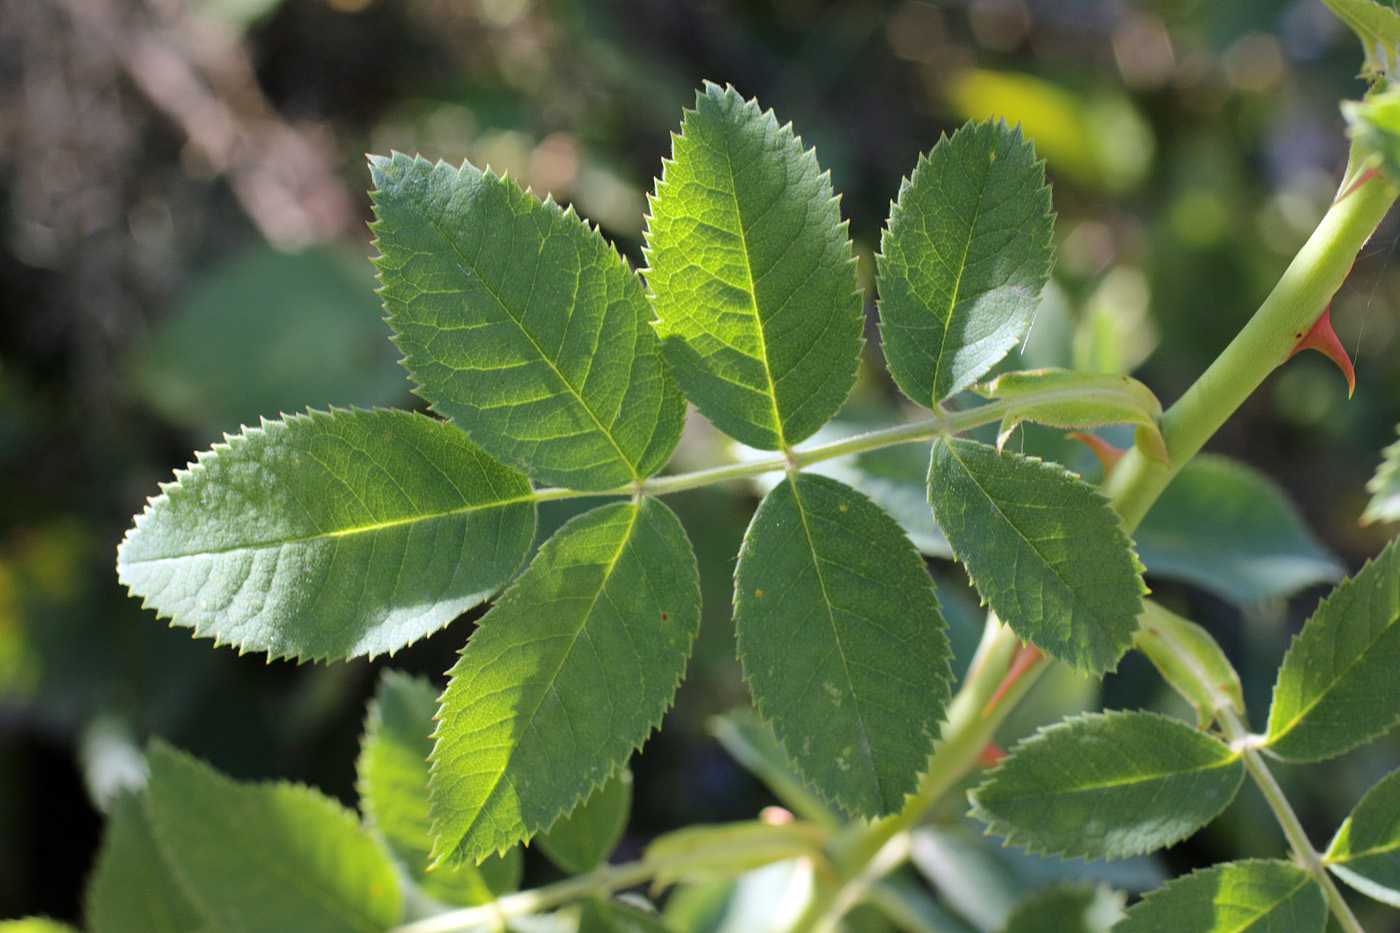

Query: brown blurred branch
[[53, 0, 355, 248]]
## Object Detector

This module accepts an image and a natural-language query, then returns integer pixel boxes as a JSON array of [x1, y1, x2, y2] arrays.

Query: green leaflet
[[877, 119, 1054, 408], [86, 794, 206, 933], [969, 711, 1244, 861], [429, 497, 700, 865], [357, 671, 521, 907], [117, 408, 535, 662], [1324, 0, 1400, 77], [1133, 601, 1244, 729], [143, 741, 401, 933], [1326, 768, 1400, 906], [643, 820, 829, 890], [643, 82, 863, 451], [1135, 455, 1343, 606], [974, 368, 1166, 462], [734, 473, 952, 816], [928, 437, 1145, 676], [1265, 538, 1400, 761], [1345, 83, 1400, 183], [1113, 860, 1325, 933], [1364, 424, 1400, 525], [370, 152, 684, 490], [1003, 883, 1124, 933], [538, 770, 632, 875]]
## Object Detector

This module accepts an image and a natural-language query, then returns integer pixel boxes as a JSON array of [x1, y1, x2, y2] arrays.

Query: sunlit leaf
[[877, 120, 1054, 407], [1265, 538, 1400, 761], [970, 711, 1244, 860], [1326, 768, 1400, 906], [144, 741, 401, 933], [1114, 860, 1325, 933], [118, 408, 535, 662], [974, 368, 1165, 462], [371, 153, 684, 490], [357, 671, 520, 906], [644, 83, 863, 451], [430, 497, 700, 864]]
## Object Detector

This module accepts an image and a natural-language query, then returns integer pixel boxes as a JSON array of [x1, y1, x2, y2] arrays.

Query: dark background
[[2, 0, 1399, 926]]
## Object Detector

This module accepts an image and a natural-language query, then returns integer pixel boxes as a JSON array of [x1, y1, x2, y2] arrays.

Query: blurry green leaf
[[864, 877, 975, 933], [1363, 425, 1400, 525], [644, 820, 828, 890], [1133, 601, 1244, 729], [1326, 768, 1400, 905], [661, 860, 814, 933], [928, 437, 1145, 676], [538, 770, 632, 875], [0, 922, 81, 933], [969, 711, 1244, 860], [357, 671, 521, 906], [734, 473, 951, 816], [709, 710, 836, 828], [580, 896, 677, 933], [643, 83, 862, 451], [118, 408, 535, 662], [1135, 455, 1344, 606], [87, 794, 206, 933], [974, 368, 1165, 462], [430, 498, 700, 865], [946, 70, 1153, 193], [1113, 860, 1325, 933], [1325, 0, 1400, 78], [1003, 883, 1124, 933], [1265, 538, 1400, 761], [1345, 83, 1400, 183], [370, 153, 684, 490], [144, 741, 401, 933], [877, 120, 1054, 407], [130, 246, 406, 442]]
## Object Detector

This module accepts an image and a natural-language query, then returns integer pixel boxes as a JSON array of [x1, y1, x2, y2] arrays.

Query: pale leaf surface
[[429, 497, 700, 864], [974, 368, 1165, 461], [357, 671, 520, 906], [1363, 425, 1400, 525], [370, 153, 684, 490], [1135, 455, 1342, 606], [1326, 768, 1400, 906], [538, 770, 632, 875], [1113, 860, 1325, 933], [144, 741, 401, 933], [928, 437, 1144, 676], [877, 119, 1054, 407], [734, 473, 952, 816], [118, 408, 534, 662], [87, 794, 206, 933], [969, 711, 1244, 860], [1265, 538, 1400, 761], [1324, 0, 1400, 77], [643, 83, 863, 451]]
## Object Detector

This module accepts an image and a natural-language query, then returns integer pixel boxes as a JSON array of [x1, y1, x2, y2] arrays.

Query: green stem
[[529, 402, 1013, 503], [1217, 711, 1365, 933], [1105, 168, 1397, 531]]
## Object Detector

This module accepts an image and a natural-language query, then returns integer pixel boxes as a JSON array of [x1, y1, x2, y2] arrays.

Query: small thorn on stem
[[1068, 432, 1126, 478], [976, 741, 1006, 767], [1338, 165, 1381, 202], [1288, 306, 1356, 398], [983, 642, 1044, 717]]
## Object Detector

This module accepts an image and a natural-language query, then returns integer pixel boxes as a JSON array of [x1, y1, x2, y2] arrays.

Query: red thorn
[[983, 643, 1045, 717], [1068, 432, 1125, 477], [976, 741, 1006, 768], [1288, 306, 1356, 398], [1338, 165, 1381, 202]]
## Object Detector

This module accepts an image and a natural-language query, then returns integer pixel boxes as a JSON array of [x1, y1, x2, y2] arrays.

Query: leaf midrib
[[406, 168, 641, 483], [458, 500, 643, 853], [120, 494, 535, 564], [788, 477, 880, 798]]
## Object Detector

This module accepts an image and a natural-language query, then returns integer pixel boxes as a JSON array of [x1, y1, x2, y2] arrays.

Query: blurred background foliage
[[2, 0, 1400, 927]]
